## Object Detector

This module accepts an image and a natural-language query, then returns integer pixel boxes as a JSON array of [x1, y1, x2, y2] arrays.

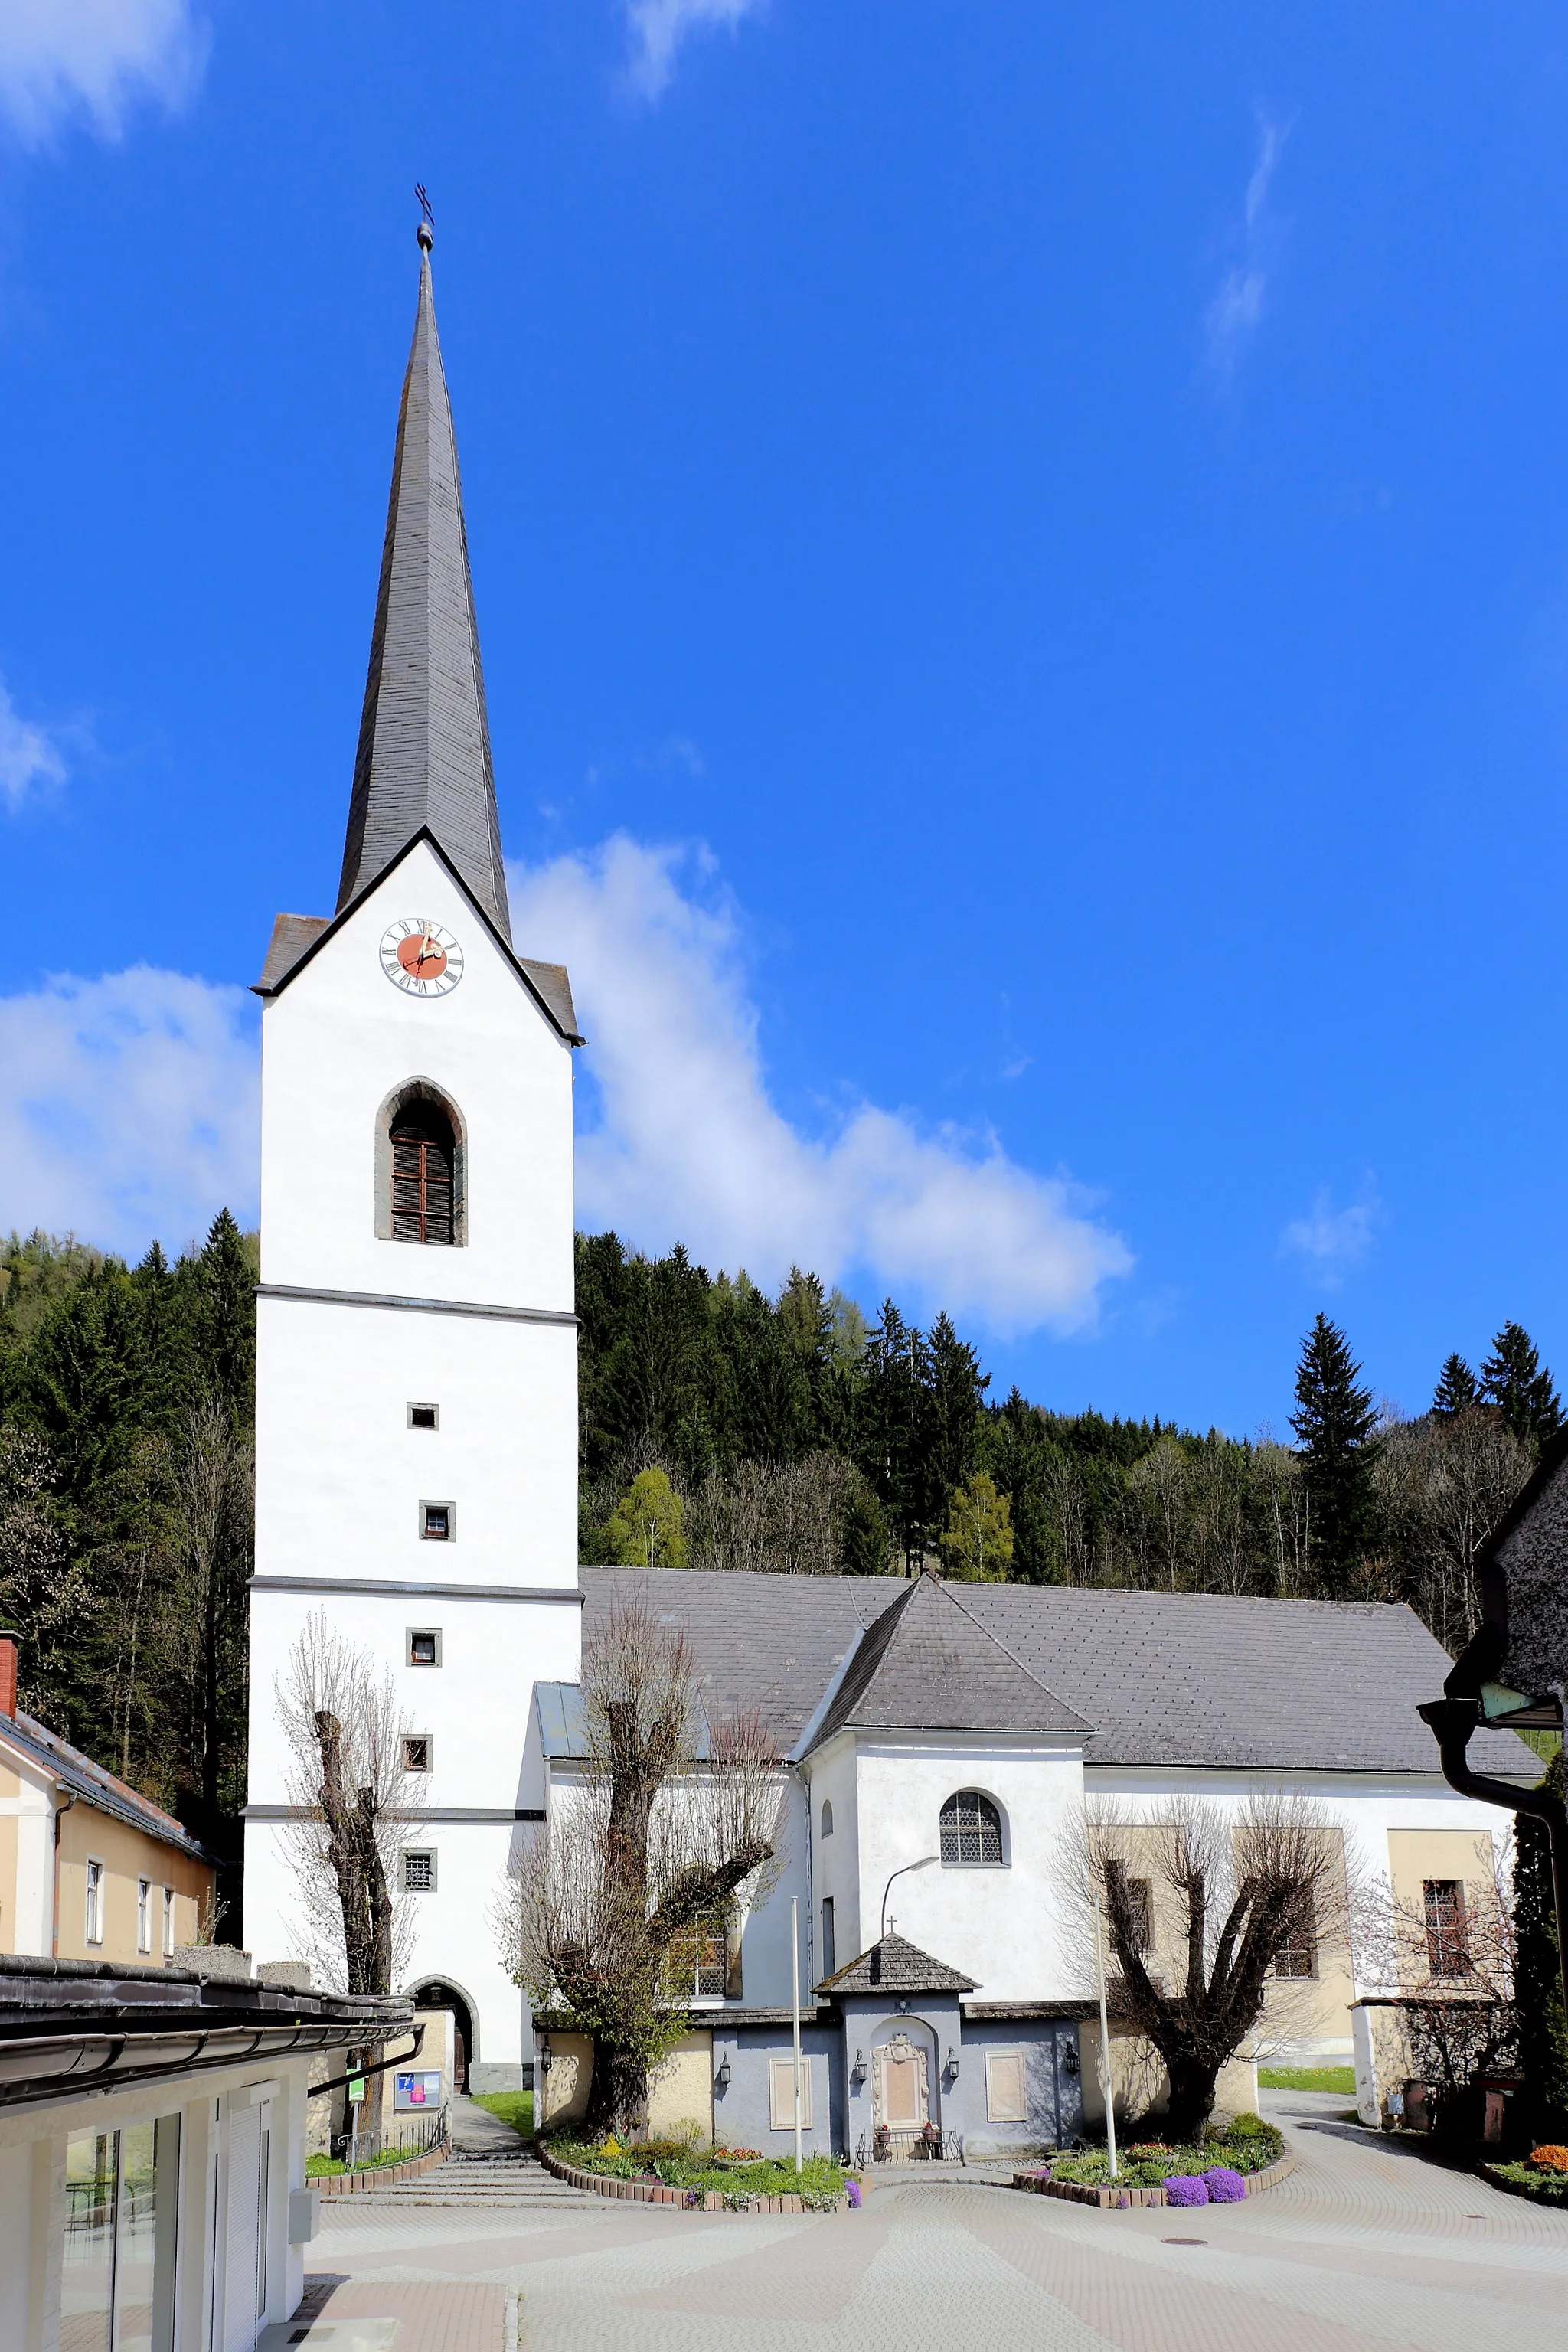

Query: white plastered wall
[[851, 1737, 1089, 2004], [247, 1586, 583, 2069], [0, 1740, 60, 1956]]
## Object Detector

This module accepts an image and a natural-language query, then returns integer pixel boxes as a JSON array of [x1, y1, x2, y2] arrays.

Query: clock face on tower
[[381, 917, 465, 997]]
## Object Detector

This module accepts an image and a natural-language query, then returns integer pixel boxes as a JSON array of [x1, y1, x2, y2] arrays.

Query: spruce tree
[[838, 1478, 890, 1576], [1479, 1323, 1563, 1455], [1432, 1354, 1479, 1417], [1514, 1750, 1568, 2145], [1289, 1314, 1382, 1596]]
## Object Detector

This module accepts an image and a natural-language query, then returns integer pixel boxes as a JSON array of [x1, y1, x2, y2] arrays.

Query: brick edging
[[315, 2136, 450, 2197], [1011, 2145, 1295, 2210], [535, 2138, 851, 2214]]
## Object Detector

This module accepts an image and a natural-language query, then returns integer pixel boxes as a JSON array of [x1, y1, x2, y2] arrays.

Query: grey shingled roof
[[818, 1932, 977, 1997], [809, 1572, 1089, 1749], [337, 240, 511, 942], [255, 913, 332, 994], [1, 1713, 219, 1864], [576, 1570, 1539, 1778]]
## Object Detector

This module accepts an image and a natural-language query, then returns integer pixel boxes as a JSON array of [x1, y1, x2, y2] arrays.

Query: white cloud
[[1205, 113, 1286, 385], [622, 0, 765, 103], [0, 681, 67, 809], [1281, 1181, 1380, 1282], [509, 836, 1132, 1334], [0, 969, 257, 1256], [0, 0, 207, 147]]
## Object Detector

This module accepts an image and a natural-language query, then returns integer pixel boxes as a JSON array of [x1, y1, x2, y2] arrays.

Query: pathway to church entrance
[[291, 2090, 1568, 2352]]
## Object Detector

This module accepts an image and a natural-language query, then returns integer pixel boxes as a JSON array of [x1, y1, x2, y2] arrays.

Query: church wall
[[259, 844, 575, 1316], [1083, 1764, 1514, 2059], [850, 1737, 1087, 2006], [253, 1297, 578, 1592], [805, 1734, 861, 1975]]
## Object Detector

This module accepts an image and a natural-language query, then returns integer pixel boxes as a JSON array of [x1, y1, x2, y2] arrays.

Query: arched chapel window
[[940, 1788, 1004, 1867], [391, 1102, 456, 1245], [821, 1800, 834, 1839]]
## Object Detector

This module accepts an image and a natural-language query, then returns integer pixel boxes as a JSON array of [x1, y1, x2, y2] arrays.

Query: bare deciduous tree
[[1061, 1795, 1358, 2142], [275, 1611, 423, 1994], [0, 1424, 91, 1713], [495, 1592, 785, 2137], [1376, 1410, 1531, 1654]]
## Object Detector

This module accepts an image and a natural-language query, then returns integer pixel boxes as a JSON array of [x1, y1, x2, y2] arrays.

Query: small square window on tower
[[407, 1403, 439, 1430], [403, 1851, 437, 1893], [403, 1734, 433, 1773], [420, 1501, 454, 1542], [407, 1628, 442, 1668]]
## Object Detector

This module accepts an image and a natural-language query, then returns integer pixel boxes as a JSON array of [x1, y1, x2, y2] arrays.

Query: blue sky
[[5, 1, 1568, 1436]]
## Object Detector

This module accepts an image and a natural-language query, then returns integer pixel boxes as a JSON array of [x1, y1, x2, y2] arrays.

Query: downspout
[[51, 1785, 77, 1958], [1418, 1696, 1568, 2020]]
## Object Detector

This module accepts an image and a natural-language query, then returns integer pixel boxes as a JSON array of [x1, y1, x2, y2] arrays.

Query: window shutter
[[985, 2050, 1028, 2124]]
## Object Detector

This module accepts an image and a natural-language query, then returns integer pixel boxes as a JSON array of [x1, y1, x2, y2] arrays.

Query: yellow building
[[0, 1635, 216, 1964]]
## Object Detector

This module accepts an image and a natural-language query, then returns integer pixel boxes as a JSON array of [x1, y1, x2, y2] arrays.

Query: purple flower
[[1163, 2174, 1210, 2207], [846, 2179, 861, 2209], [1202, 2167, 1246, 2203], [685, 2188, 702, 2208]]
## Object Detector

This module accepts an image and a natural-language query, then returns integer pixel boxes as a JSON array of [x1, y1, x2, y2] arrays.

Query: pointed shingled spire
[[337, 217, 511, 941]]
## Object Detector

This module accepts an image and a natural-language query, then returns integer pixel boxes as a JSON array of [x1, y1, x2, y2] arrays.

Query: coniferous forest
[[0, 1219, 1559, 1875]]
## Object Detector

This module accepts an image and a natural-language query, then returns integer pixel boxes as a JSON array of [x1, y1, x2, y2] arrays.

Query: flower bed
[[1011, 2116, 1292, 2210], [539, 2135, 851, 2213], [1481, 2148, 1568, 2207]]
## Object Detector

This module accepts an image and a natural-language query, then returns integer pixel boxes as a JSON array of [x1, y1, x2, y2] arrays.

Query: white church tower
[[243, 216, 583, 2086]]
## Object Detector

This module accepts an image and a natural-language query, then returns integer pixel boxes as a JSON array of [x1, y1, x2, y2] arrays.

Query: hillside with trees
[[0, 1218, 1556, 1869]]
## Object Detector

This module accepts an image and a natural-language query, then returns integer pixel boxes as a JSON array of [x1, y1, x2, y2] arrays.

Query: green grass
[[305, 2144, 426, 2178], [469, 2089, 534, 2139], [1257, 2066, 1357, 2094]]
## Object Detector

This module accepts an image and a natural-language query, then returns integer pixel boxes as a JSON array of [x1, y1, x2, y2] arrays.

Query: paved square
[[299, 2096, 1568, 2352]]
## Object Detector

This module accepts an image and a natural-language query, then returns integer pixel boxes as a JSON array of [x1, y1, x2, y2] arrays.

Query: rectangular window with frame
[[768, 2056, 812, 2132], [403, 1734, 433, 1773], [662, 1909, 727, 2001], [419, 1501, 454, 1542], [85, 1857, 104, 1946], [985, 2050, 1029, 2125], [1273, 1893, 1318, 1979], [403, 1851, 436, 1892], [407, 1629, 442, 1667], [137, 1878, 152, 1954], [162, 1886, 175, 1959], [820, 1896, 836, 1980], [407, 1403, 439, 1430], [1424, 1878, 1469, 1978], [1106, 1861, 1153, 1953]]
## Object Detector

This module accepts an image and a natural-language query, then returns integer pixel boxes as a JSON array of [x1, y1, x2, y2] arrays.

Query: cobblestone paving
[[302, 2094, 1568, 2352]]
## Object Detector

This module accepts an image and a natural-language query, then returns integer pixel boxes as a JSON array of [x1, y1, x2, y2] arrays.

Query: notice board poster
[[394, 2070, 444, 2110]]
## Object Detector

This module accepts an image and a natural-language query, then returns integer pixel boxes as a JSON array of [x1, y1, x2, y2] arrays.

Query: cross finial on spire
[[415, 181, 434, 253]]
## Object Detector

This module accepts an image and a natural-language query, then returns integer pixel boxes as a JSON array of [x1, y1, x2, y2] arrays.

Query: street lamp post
[[880, 1855, 940, 1942]]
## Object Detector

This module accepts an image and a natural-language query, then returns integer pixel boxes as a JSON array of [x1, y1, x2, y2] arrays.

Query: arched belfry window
[[940, 1789, 1004, 1867], [376, 1081, 466, 1246]]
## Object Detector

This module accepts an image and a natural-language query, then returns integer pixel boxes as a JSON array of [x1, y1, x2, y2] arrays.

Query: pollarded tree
[[1290, 1315, 1381, 1596], [1065, 1795, 1357, 2143], [498, 1592, 784, 2138], [275, 1609, 424, 1995], [1479, 1323, 1563, 1455]]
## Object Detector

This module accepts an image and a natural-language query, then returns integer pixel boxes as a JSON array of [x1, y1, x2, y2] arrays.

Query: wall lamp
[[851, 2049, 867, 2084], [714, 2053, 732, 2091], [1062, 2043, 1081, 2078], [537, 2042, 553, 2075], [946, 2046, 959, 2081]]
